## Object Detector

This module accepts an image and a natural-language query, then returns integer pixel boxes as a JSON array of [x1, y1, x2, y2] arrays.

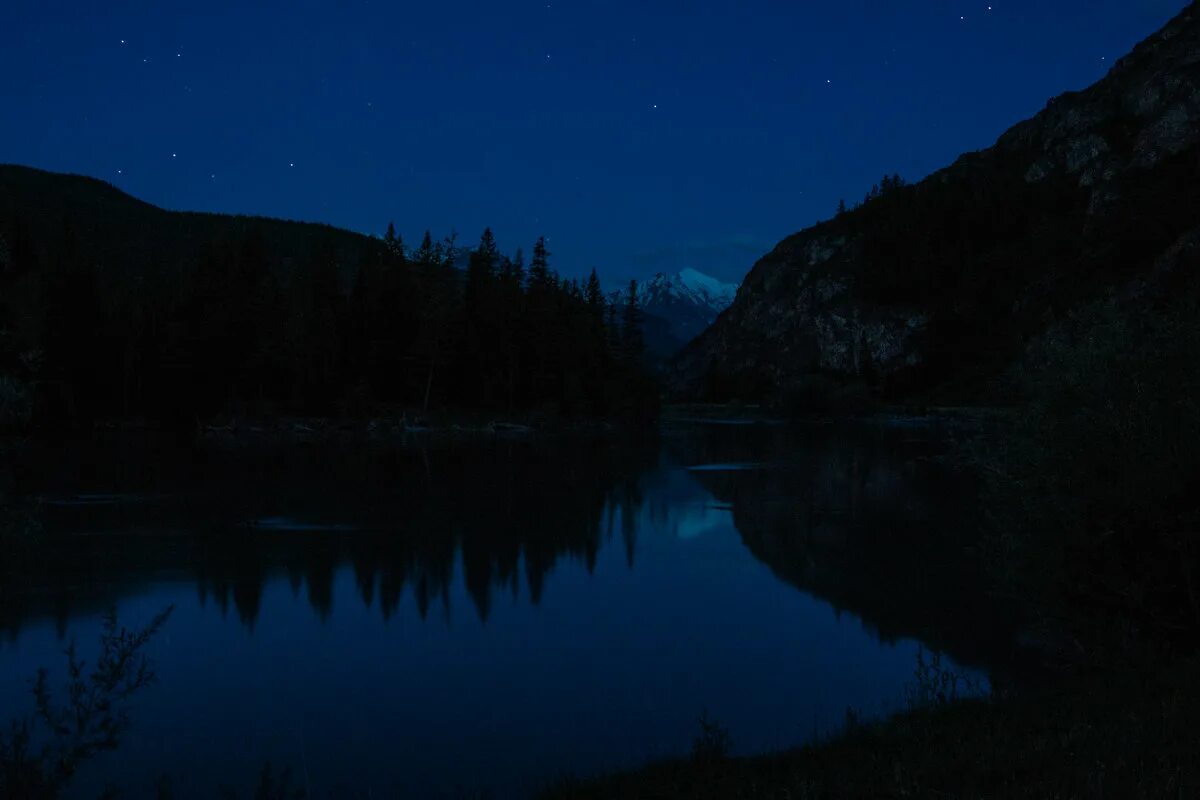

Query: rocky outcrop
[[672, 2, 1200, 402]]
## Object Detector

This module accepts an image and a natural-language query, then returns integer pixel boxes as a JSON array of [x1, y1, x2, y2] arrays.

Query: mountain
[[639, 268, 738, 357], [671, 3, 1200, 404], [0, 165, 660, 424], [0, 165, 379, 291]]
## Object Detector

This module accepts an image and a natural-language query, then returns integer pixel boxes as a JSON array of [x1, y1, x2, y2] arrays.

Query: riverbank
[[192, 412, 586, 446], [544, 656, 1200, 799], [0, 409, 633, 450], [2, 403, 1007, 452]]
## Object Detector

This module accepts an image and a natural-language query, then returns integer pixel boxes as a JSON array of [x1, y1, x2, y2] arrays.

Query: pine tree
[[408, 231, 459, 411], [414, 231, 438, 267], [584, 269, 605, 336], [620, 280, 644, 363], [440, 231, 458, 269], [505, 247, 526, 289], [462, 229, 504, 405], [465, 228, 498, 308], [470, 228, 500, 278], [383, 222, 404, 260], [528, 236, 553, 292], [604, 299, 620, 356]]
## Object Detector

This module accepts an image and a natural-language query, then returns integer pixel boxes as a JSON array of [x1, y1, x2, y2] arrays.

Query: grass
[[543, 658, 1200, 799]]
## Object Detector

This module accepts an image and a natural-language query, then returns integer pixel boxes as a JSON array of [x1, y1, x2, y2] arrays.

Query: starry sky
[[0, 0, 1189, 284]]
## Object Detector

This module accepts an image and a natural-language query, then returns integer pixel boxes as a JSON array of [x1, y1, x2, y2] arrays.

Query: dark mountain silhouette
[[671, 3, 1200, 403], [0, 164, 377, 285], [0, 166, 657, 424]]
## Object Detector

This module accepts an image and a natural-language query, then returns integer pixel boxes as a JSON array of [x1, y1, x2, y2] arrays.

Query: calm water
[[0, 422, 1020, 798]]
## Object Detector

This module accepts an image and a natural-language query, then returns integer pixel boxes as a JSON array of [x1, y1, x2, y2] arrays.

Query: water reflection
[[0, 424, 1022, 797], [1, 425, 1023, 662], [664, 423, 1024, 672], [2, 435, 657, 636]]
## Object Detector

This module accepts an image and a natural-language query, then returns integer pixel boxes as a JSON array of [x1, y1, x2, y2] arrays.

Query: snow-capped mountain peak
[[639, 268, 739, 357], [676, 268, 737, 307], [643, 269, 737, 313]]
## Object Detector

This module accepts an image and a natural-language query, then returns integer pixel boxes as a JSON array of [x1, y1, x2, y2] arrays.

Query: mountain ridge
[[670, 2, 1200, 403], [0, 163, 378, 285]]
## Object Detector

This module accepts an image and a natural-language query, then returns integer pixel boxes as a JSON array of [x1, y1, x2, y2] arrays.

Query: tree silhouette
[[621, 279, 644, 364], [0, 209, 659, 425]]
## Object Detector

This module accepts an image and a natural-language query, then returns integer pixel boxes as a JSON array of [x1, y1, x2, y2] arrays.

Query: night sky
[[1, 0, 1188, 284]]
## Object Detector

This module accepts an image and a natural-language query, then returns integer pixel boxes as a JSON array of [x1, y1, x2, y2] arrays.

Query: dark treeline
[[0, 213, 658, 427]]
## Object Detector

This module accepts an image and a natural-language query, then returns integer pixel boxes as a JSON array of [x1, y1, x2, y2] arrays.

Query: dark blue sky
[[1, 0, 1188, 284]]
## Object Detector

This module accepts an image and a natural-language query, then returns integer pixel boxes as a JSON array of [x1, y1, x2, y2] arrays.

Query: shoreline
[[543, 655, 1200, 799], [1, 402, 1015, 448]]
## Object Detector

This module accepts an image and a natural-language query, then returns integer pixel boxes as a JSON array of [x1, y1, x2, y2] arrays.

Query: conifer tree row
[[0, 217, 658, 426]]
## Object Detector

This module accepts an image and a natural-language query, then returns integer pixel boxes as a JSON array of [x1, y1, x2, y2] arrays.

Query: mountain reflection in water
[[0, 424, 1021, 798]]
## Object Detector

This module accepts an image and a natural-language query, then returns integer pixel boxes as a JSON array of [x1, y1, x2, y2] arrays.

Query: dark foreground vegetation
[[982, 300, 1200, 656], [0, 165, 657, 430], [545, 656, 1200, 799], [0, 609, 172, 798], [0, 608, 311, 800]]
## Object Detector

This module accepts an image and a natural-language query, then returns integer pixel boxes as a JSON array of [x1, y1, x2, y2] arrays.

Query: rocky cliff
[[672, 2, 1200, 403]]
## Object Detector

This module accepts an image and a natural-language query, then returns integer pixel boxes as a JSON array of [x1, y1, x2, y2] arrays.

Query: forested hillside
[[0, 166, 656, 427]]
